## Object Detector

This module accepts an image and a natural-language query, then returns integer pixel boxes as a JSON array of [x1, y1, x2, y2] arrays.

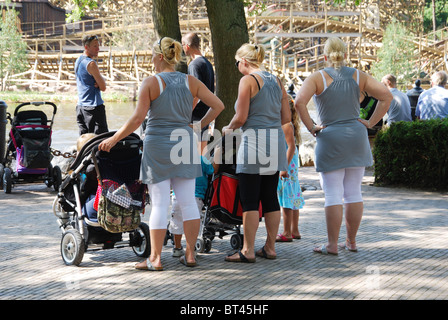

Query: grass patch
[[0, 90, 132, 103]]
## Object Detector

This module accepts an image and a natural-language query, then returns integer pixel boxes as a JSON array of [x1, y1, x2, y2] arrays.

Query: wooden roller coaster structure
[[5, 0, 448, 90]]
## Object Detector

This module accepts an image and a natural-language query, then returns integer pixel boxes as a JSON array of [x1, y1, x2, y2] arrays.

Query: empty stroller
[[195, 132, 262, 253], [1, 101, 62, 193], [53, 131, 150, 266]]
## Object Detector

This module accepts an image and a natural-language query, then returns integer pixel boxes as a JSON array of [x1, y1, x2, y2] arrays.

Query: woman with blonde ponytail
[[99, 37, 224, 270], [295, 37, 392, 255], [223, 43, 290, 263]]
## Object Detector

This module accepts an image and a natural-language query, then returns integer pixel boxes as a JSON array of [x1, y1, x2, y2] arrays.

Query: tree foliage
[[0, 0, 28, 90], [65, 0, 98, 23], [371, 20, 416, 88], [423, 0, 448, 34]]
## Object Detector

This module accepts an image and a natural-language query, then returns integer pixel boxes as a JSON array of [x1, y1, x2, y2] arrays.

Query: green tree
[[423, 0, 448, 36], [0, 0, 28, 90], [65, 0, 98, 23], [371, 20, 416, 88]]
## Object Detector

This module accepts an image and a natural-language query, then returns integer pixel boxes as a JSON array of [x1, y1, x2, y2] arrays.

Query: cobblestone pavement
[[1, 167, 447, 304]]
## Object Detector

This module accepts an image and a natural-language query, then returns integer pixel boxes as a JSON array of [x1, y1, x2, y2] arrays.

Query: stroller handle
[[93, 139, 142, 153], [14, 101, 57, 116]]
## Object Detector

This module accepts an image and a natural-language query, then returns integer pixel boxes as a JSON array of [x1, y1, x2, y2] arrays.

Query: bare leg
[[226, 210, 259, 261], [343, 201, 363, 250], [174, 234, 182, 249], [183, 218, 200, 263], [136, 229, 165, 269], [263, 210, 281, 257], [291, 209, 301, 238], [280, 207, 292, 238], [324, 204, 343, 254]]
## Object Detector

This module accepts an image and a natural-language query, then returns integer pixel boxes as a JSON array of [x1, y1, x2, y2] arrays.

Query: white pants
[[319, 167, 365, 207], [148, 177, 200, 230]]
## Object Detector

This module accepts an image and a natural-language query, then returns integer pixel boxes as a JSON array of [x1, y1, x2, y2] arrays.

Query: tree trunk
[[432, 0, 436, 40], [152, 0, 186, 73], [205, 0, 249, 130]]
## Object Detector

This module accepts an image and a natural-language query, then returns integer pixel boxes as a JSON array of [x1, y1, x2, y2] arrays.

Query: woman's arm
[[358, 71, 392, 128], [294, 73, 323, 137], [189, 75, 224, 130], [223, 75, 252, 133], [280, 122, 295, 178]]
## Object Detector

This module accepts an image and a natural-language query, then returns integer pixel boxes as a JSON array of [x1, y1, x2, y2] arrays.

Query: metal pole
[[0, 100, 8, 163]]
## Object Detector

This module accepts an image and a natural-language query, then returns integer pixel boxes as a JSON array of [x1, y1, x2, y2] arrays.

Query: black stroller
[[195, 132, 262, 253], [1, 101, 62, 193], [53, 132, 151, 266]]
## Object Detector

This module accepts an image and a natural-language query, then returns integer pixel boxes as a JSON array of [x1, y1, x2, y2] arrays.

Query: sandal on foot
[[180, 255, 197, 267], [275, 234, 293, 242], [225, 251, 256, 263], [292, 234, 302, 240], [256, 246, 277, 260], [135, 258, 163, 271], [339, 241, 358, 252], [313, 245, 338, 255]]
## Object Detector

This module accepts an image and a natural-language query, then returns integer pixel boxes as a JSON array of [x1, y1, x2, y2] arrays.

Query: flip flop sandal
[[225, 251, 256, 263], [135, 258, 164, 271], [255, 246, 277, 260], [292, 234, 302, 240], [313, 245, 338, 255], [339, 242, 358, 252], [275, 234, 293, 242], [180, 255, 197, 267]]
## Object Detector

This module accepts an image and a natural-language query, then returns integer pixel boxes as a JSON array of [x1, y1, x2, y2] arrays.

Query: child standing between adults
[[169, 152, 216, 257], [276, 97, 305, 242]]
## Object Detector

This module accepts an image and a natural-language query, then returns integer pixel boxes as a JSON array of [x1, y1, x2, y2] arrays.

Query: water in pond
[[4, 99, 317, 153]]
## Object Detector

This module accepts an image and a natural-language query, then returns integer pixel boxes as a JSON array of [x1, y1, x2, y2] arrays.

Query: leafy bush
[[373, 118, 448, 190]]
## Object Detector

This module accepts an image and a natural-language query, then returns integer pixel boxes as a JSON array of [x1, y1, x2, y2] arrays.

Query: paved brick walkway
[[1, 167, 447, 304]]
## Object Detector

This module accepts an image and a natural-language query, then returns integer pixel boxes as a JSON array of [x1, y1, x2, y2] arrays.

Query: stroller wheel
[[230, 234, 244, 250], [195, 238, 205, 253], [3, 167, 12, 194], [131, 222, 151, 258], [61, 229, 85, 266], [203, 238, 212, 253], [52, 166, 62, 192], [45, 165, 53, 188]]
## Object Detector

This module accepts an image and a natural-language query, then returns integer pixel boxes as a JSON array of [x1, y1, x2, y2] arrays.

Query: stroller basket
[[14, 126, 52, 169]]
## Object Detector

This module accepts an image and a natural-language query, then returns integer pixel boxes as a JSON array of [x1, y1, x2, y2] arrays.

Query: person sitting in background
[[381, 74, 412, 125], [406, 79, 424, 120], [415, 71, 448, 120]]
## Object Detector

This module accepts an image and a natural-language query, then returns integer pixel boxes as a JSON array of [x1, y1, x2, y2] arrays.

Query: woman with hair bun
[[223, 43, 291, 263], [295, 37, 392, 255], [99, 37, 224, 270]]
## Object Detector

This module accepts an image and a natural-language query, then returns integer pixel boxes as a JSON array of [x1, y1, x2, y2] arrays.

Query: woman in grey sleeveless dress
[[99, 37, 224, 270], [223, 43, 290, 263], [295, 37, 392, 255]]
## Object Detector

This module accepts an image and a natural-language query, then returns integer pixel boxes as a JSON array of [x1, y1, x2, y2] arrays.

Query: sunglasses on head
[[235, 60, 240, 68], [158, 37, 165, 52], [87, 35, 98, 42]]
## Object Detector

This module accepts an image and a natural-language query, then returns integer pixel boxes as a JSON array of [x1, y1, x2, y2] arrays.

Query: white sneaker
[[172, 247, 184, 257]]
